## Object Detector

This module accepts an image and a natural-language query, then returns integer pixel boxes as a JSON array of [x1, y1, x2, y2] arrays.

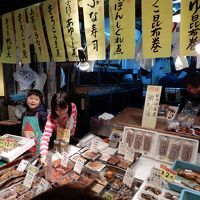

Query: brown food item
[[168, 142, 181, 161], [133, 134, 143, 150], [181, 143, 193, 162], [164, 192, 179, 200], [193, 185, 200, 191], [107, 155, 120, 165], [141, 192, 158, 200], [111, 176, 123, 190], [144, 185, 161, 195], [104, 170, 114, 180], [143, 134, 153, 152], [126, 130, 135, 147], [177, 169, 200, 181], [158, 137, 169, 157]]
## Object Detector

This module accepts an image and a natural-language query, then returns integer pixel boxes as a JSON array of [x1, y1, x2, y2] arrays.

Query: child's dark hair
[[182, 72, 200, 88], [32, 184, 102, 200], [51, 90, 72, 119], [24, 89, 44, 109]]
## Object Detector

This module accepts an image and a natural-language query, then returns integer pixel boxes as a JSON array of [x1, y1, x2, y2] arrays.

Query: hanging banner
[[142, 0, 172, 58], [180, 0, 200, 56], [83, 0, 105, 60], [0, 13, 17, 63], [43, 0, 66, 62], [60, 0, 81, 61], [109, 0, 135, 60], [142, 85, 162, 129], [0, 63, 5, 96], [14, 9, 31, 64], [27, 4, 50, 62]]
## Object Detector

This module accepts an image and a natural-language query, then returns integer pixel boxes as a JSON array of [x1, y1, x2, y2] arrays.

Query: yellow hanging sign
[[142, 0, 172, 58], [109, 0, 135, 60], [27, 4, 50, 62], [0, 13, 17, 64], [83, 0, 105, 60], [180, 0, 200, 56], [59, 0, 81, 61], [43, 0, 66, 62], [0, 63, 5, 96], [14, 9, 31, 64]]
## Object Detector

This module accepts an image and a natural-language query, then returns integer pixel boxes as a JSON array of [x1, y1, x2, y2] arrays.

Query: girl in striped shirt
[[40, 91, 77, 158]]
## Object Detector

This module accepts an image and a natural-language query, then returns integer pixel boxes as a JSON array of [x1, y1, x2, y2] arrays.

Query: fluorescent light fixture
[[195, 42, 200, 54], [173, 14, 180, 22], [77, 47, 90, 71], [77, 61, 90, 71]]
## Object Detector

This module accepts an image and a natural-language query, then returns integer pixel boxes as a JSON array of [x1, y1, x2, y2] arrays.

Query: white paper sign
[[74, 158, 84, 174], [123, 167, 134, 188], [61, 152, 69, 168], [90, 139, 100, 153], [118, 141, 128, 155], [23, 165, 39, 189], [17, 159, 29, 172], [124, 147, 135, 162], [36, 178, 50, 195]]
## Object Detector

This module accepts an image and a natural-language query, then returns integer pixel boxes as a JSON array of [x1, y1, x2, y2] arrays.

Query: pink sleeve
[[71, 103, 77, 136], [40, 113, 56, 156]]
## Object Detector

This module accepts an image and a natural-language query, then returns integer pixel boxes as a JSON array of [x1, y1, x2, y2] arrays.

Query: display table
[[111, 107, 200, 140]]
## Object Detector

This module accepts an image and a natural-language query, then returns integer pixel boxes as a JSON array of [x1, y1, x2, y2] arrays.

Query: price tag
[[160, 164, 177, 183], [123, 167, 134, 188], [17, 159, 29, 172], [0, 139, 16, 150], [102, 192, 113, 200], [118, 141, 128, 155], [124, 147, 135, 162], [23, 165, 39, 188], [90, 139, 100, 153], [56, 128, 70, 142], [61, 152, 69, 168], [36, 178, 50, 195], [74, 158, 84, 174]]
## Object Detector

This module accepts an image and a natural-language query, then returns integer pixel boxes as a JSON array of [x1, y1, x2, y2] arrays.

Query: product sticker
[[102, 192, 113, 200], [56, 127, 70, 142], [123, 167, 134, 188], [17, 159, 29, 172], [118, 141, 128, 155], [74, 158, 84, 174], [23, 165, 39, 188], [61, 152, 69, 168], [90, 139, 100, 153], [36, 178, 50, 195], [109, 129, 122, 142], [160, 164, 177, 183], [124, 147, 135, 162]]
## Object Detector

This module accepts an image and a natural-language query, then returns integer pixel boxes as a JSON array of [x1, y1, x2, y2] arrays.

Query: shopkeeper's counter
[[111, 107, 200, 140]]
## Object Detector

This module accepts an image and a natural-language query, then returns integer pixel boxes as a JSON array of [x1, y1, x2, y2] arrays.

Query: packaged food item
[[133, 134, 143, 151], [85, 161, 106, 172], [144, 184, 162, 195], [53, 140, 60, 153], [158, 137, 170, 157], [181, 142, 193, 162], [60, 141, 68, 153], [168, 141, 181, 161], [90, 183, 104, 194], [143, 134, 153, 152], [125, 129, 135, 147]]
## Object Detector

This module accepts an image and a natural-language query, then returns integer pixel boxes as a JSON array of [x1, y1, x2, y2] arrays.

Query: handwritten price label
[[160, 164, 177, 183]]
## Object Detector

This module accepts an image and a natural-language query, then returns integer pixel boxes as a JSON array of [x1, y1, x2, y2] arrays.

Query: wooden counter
[[111, 107, 200, 140]]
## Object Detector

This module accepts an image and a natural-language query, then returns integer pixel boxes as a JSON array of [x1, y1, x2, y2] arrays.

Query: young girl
[[22, 89, 48, 156], [40, 91, 77, 157]]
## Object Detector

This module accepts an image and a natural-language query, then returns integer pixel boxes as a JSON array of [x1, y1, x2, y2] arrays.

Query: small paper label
[[123, 167, 134, 188], [74, 158, 84, 174], [90, 139, 100, 153], [23, 165, 39, 188], [17, 159, 29, 172], [118, 141, 128, 155], [160, 164, 177, 183], [61, 152, 69, 168], [36, 178, 50, 195], [56, 128, 70, 142], [124, 147, 135, 162], [102, 192, 113, 200]]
